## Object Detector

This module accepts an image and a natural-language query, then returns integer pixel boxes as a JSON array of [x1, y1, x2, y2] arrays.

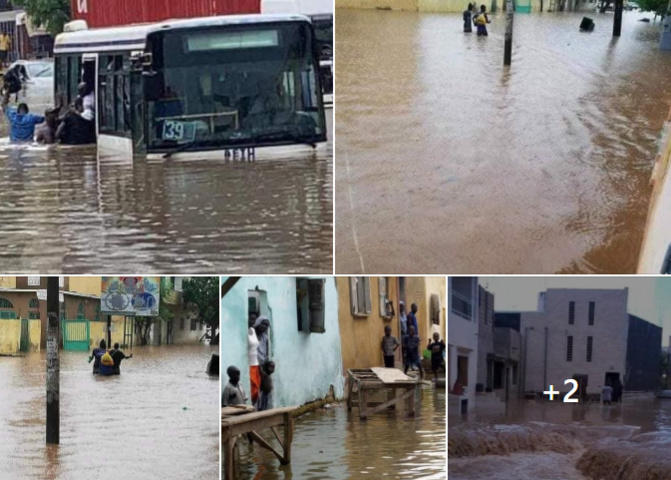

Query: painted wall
[[448, 277, 479, 412], [0, 277, 16, 288], [337, 277, 400, 372], [28, 319, 40, 351], [88, 316, 126, 349], [69, 277, 102, 296], [0, 319, 20, 354], [221, 277, 344, 408], [404, 277, 446, 345]]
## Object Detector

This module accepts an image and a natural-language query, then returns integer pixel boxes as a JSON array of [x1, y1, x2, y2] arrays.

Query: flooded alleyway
[[449, 397, 671, 479], [0, 114, 332, 273], [234, 387, 446, 479], [0, 344, 219, 480], [336, 9, 671, 274]]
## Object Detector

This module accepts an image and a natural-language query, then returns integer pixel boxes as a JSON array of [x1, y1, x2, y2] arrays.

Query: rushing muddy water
[[335, 9, 671, 274], [233, 386, 446, 479], [449, 397, 671, 479], [0, 113, 332, 273], [0, 344, 219, 480]]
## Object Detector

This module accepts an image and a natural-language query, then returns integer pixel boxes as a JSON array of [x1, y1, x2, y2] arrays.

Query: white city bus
[[262, 0, 332, 106], [53, 14, 327, 159]]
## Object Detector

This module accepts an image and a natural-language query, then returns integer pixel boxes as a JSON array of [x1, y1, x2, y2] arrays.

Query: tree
[[182, 277, 219, 345], [638, 0, 669, 18], [13, 0, 71, 36]]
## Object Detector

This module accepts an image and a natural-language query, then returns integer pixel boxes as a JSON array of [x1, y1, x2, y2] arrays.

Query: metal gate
[[62, 320, 90, 351], [20, 318, 29, 352]]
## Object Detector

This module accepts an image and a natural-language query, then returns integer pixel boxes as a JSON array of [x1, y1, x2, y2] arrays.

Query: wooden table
[[222, 406, 296, 480], [346, 368, 418, 420]]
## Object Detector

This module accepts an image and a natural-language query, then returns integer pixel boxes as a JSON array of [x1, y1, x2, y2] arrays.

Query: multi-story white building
[[514, 288, 630, 396], [448, 277, 479, 413]]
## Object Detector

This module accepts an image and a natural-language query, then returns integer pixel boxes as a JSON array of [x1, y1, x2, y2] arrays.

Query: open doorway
[[604, 372, 620, 387]]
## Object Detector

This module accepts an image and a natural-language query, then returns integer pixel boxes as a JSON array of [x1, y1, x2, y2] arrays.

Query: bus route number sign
[[163, 120, 185, 141]]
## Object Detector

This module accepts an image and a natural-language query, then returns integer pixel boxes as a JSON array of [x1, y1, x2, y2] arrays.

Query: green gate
[[20, 318, 29, 352], [62, 320, 90, 351]]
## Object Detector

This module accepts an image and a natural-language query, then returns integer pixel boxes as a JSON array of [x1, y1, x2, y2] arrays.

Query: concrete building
[[448, 277, 479, 414], [476, 286, 522, 404], [337, 277, 402, 371], [221, 277, 344, 408], [336, 276, 446, 374], [626, 314, 663, 391], [502, 288, 658, 398]]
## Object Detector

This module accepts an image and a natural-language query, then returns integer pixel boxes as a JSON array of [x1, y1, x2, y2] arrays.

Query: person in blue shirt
[[3, 101, 44, 143], [408, 303, 419, 335]]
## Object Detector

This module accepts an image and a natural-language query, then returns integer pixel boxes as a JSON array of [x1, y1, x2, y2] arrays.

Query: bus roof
[[54, 13, 311, 54]]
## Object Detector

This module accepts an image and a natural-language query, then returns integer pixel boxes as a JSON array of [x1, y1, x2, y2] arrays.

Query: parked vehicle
[[2, 59, 54, 115]]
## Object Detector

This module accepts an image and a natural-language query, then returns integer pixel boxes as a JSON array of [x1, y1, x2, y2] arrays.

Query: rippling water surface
[[449, 397, 671, 479], [0, 345, 219, 480], [335, 10, 671, 273], [0, 113, 332, 273], [235, 387, 446, 479]]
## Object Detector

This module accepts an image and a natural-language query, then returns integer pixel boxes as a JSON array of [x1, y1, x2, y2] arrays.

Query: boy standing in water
[[427, 332, 446, 381], [403, 326, 424, 380], [381, 325, 400, 368], [223, 366, 248, 406], [474, 5, 491, 36]]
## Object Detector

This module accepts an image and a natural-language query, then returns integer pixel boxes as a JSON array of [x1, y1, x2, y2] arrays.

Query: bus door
[[81, 53, 98, 139]]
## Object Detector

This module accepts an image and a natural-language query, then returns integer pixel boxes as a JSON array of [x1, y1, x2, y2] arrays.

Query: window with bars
[[451, 277, 474, 320], [566, 336, 574, 362], [77, 303, 85, 320], [190, 319, 197, 331], [586, 336, 593, 362], [29, 312, 40, 319], [568, 301, 575, 325], [588, 302, 595, 325], [0, 298, 14, 308], [29, 298, 39, 309]]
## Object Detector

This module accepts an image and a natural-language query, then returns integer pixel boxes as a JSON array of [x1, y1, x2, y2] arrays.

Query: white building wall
[[521, 289, 629, 395], [448, 277, 479, 412]]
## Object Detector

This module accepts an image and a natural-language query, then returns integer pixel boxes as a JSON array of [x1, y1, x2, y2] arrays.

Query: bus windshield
[[145, 22, 325, 152]]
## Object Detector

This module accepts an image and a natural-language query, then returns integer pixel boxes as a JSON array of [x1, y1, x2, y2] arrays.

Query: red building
[[70, 0, 261, 28]]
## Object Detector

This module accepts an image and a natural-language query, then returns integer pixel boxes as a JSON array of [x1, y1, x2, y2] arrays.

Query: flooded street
[[449, 397, 671, 479], [336, 9, 671, 274], [235, 387, 446, 479], [0, 344, 219, 480], [0, 113, 332, 273]]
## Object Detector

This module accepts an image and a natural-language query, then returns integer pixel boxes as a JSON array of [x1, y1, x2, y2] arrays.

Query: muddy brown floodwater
[[449, 397, 671, 479], [0, 113, 332, 273], [335, 9, 671, 274], [233, 387, 446, 479], [0, 344, 219, 480]]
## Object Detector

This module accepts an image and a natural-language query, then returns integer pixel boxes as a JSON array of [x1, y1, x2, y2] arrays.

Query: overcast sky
[[480, 277, 671, 347]]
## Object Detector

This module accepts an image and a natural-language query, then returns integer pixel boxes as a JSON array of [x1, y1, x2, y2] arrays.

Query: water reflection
[[235, 387, 446, 479], [0, 113, 332, 273], [0, 345, 219, 480], [335, 10, 671, 273]]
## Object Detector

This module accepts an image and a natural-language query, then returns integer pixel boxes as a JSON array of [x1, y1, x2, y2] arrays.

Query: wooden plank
[[222, 406, 296, 426], [221, 405, 254, 416], [371, 367, 415, 384], [223, 432, 235, 480], [283, 412, 293, 465], [367, 388, 415, 416], [248, 431, 284, 463]]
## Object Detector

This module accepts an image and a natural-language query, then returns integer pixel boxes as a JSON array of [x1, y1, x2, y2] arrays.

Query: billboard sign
[[101, 277, 160, 316]]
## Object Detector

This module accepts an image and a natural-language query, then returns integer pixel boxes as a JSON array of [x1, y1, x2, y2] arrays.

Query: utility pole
[[613, 0, 623, 36], [504, 0, 515, 65], [46, 277, 60, 445]]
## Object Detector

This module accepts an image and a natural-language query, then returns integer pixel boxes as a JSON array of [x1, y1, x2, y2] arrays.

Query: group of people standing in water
[[463, 3, 491, 36], [90, 339, 133, 376]]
